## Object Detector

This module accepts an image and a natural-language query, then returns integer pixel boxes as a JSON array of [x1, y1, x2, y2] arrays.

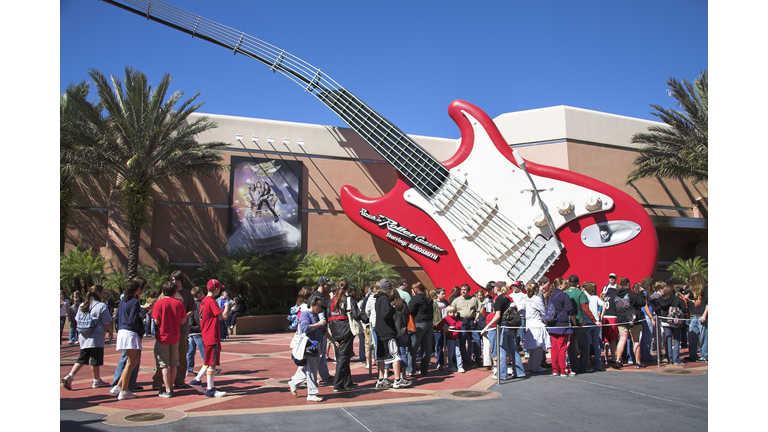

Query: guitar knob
[[533, 209, 547, 227], [585, 193, 602, 211], [557, 199, 574, 215]]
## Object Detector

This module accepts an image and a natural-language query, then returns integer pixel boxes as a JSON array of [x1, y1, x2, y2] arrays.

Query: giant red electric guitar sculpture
[[103, 0, 659, 291]]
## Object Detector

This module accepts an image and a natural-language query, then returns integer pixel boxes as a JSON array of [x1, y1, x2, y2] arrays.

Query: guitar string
[[116, 0, 553, 281]]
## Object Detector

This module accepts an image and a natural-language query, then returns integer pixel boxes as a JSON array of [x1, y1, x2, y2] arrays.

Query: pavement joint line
[[571, 376, 707, 411], [184, 394, 442, 417], [341, 407, 373, 432], [172, 394, 245, 411]]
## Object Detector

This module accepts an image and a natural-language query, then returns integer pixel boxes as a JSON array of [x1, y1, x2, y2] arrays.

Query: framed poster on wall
[[227, 155, 303, 253]]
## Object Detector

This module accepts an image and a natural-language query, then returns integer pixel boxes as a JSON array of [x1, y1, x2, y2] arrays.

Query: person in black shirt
[[654, 281, 689, 365], [313, 276, 334, 382], [408, 282, 434, 376]]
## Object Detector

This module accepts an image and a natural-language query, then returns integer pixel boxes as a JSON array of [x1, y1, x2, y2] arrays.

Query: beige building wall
[[66, 106, 706, 283]]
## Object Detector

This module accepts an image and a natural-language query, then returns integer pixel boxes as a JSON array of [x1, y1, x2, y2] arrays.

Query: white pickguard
[[403, 110, 613, 286]]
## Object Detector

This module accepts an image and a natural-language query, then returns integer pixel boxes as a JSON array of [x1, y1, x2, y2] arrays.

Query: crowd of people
[[60, 269, 708, 403], [60, 270, 231, 400], [287, 271, 708, 401]]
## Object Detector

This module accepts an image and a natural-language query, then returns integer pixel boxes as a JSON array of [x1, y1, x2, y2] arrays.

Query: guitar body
[[341, 100, 658, 292]]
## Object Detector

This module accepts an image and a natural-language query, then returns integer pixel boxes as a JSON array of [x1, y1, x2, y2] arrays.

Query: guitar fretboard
[[102, 0, 449, 197]]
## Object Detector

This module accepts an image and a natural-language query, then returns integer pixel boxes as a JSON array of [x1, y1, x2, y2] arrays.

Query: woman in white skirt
[[523, 282, 550, 373], [113, 280, 145, 400]]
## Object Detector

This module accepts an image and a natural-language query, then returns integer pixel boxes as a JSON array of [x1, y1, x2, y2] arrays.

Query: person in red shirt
[[436, 306, 464, 373], [152, 281, 187, 398], [189, 279, 230, 398]]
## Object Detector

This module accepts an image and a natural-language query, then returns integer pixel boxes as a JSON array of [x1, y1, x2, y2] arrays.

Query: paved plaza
[[59, 329, 708, 431]]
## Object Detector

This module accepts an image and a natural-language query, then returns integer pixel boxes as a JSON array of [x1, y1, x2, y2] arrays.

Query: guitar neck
[[102, 0, 449, 197]]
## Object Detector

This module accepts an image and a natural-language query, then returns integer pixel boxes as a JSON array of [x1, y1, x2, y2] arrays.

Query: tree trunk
[[127, 226, 140, 280]]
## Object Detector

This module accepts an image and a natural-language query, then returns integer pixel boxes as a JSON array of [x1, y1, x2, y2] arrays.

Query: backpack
[[614, 292, 637, 326], [76, 304, 99, 336], [502, 303, 522, 327], [544, 291, 563, 325], [667, 306, 685, 327]]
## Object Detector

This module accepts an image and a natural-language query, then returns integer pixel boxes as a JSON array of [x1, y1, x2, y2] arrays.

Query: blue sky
[[60, 0, 708, 139]]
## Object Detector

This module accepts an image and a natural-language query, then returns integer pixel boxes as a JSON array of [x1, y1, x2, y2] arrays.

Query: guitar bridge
[[506, 235, 561, 284]]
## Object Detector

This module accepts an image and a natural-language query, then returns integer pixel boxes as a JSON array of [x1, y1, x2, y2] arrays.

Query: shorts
[[76, 347, 104, 367], [154, 342, 179, 369], [116, 329, 142, 350], [376, 337, 400, 364], [602, 317, 619, 342], [204, 343, 221, 367], [619, 324, 642, 343]]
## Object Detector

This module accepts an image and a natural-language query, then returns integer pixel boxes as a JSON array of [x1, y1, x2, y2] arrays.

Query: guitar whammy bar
[[100, 0, 659, 291]]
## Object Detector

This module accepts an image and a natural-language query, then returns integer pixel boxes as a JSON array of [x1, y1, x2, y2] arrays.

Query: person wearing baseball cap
[[602, 273, 617, 296], [188, 279, 230, 398]]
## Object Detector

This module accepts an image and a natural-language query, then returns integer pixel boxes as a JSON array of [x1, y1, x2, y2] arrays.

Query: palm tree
[[62, 67, 228, 278], [292, 252, 343, 286], [337, 253, 400, 293], [626, 70, 707, 185], [60, 244, 111, 292], [60, 82, 100, 253], [666, 256, 708, 283]]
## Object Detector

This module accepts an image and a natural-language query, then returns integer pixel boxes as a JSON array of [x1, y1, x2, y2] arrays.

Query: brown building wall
[[65, 106, 706, 284]]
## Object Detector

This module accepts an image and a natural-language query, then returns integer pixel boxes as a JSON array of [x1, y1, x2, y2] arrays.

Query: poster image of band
[[227, 156, 303, 254]]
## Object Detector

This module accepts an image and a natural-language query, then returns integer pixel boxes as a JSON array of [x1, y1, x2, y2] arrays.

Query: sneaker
[[568, 371, 577, 377], [437, 364, 445, 370], [205, 388, 226, 398], [306, 394, 324, 402], [92, 378, 110, 388], [158, 390, 173, 398], [214, 369, 222, 374], [560, 373, 568, 377], [552, 373, 559, 376], [364, 363, 370, 369], [61, 376, 73, 391], [346, 384, 358, 390], [392, 378, 412, 388], [189, 379, 205, 394], [118, 390, 138, 400], [375, 379, 392, 388], [110, 386, 121, 396], [458, 367, 465, 373], [289, 381, 297, 396], [447, 366, 458, 372]]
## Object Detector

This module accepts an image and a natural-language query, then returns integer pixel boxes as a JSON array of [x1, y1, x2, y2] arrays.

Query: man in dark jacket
[[373, 279, 411, 389]]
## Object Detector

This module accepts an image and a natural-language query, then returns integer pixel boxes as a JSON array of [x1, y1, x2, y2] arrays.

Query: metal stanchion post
[[443, 328, 447, 370], [496, 325, 501, 385], [655, 316, 661, 368]]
